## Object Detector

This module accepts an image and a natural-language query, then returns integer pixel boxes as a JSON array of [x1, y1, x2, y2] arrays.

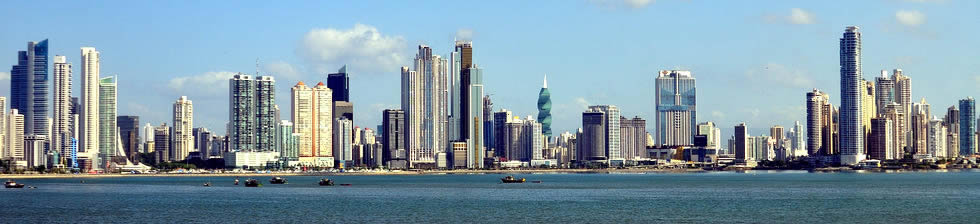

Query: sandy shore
[[0, 168, 709, 179]]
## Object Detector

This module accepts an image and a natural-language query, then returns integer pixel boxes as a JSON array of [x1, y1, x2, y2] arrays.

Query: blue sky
[[1, 0, 978, 139]]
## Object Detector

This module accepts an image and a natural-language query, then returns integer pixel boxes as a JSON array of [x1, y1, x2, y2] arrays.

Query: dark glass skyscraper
[[382, 109, 406, 168], [537, 76, 552, 136], [9, 39, 49, 136], [959, 97, 975, 156], [118, 116, 140, 163], [327, 65, 350, 102]]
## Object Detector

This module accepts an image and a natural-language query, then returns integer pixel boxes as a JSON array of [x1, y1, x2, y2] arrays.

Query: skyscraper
[[882, 103, 905, 159], [0, 97, 6, 158], [228, 73, 277, 154], [117, 116, 139, 164], [911, 98, 930, 155], [80, 47, 100, 167], [959, 97, 975, 156], [869, 117, 893, 160], [334, 118, 353, 168], [620, 116, 647, 160], [493, 109, 514, 158], [173, 96, 193, 161], [465, 67, 484, 168], [839, 26, 864, 165], [655, 70, 697, 146], [862, 79, 876, 153], [6, 110, 24, 160], [98, 76, 117, 168], [454, 41, 474, 141], [928, 118, 947, 158], [589, 105, 621, 161], [581, 111, 606, 163], [401, 66, 428, 167], [537, 75, 552, 136], [893, 69, 912, 150], [381, 109, 406, 168], [153, 123, 171, 163], [735, 123, 751, 163], [806, 89, 831, 156], [52, 55, 72, 165], [944, 106, 960, 158], [291, 81, 333, 167], [326, 65, 350, 102], [697, 121, 721, 150], [9, 40, 49, 137], [875, 70, 895, 116]]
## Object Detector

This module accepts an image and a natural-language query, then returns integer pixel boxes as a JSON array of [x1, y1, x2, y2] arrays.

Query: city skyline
[[1, 1, 978, 140]]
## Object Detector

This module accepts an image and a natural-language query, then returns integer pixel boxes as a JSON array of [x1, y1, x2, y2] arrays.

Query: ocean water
[[2, 171, 979, 223]]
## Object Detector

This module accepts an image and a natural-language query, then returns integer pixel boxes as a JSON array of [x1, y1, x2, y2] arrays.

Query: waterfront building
[[875, 70, 895, 116], [806, 89, 834, 156], [52, 55, 72, 166], [655, 70, 696, 146], [0, 97, 5, 158], [869, 117, 893, 160], [464, 67, 484, 169], [9, 40, 49, 138], [98, 76, 118, 169], [959, 97, 976, 156], [893, 69, 912, 150], [944, 106, 960, 158], [839, 26, 864, 165], [153, 123, 171, 163], [401, 66, 428, 167], [80, 47, 100, 169], [881, 103, 905, 159], [621, 116, 646, 160], [382, 109, 407, 169], [735, 123, 752, 163], [538, 75, 552, 136], [227, 74, 277, 167], [911, 98, 930, 156], [173, 96, 193, 161], [6, 110, 24, 160], [493, 110, 513, 158], [862, 80, 876, 153], [24, 135, 46, 168], [327, 65, 350, 102], [291, 81, 333, 167], [928, 118, 947, 158], [581, 111, 607, 163], [334, 118, 353, 168], [117, 116, 139, 164], [589, 105, 621, 162]]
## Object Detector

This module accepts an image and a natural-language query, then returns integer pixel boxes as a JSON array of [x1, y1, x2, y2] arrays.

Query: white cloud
[[745, 63, 814, 88], [262, 61, 300, 79], [895, 10, 925, 27], [168, 71, 237, 94], [711, 111, 726, 120], [298, 24, 407, 74], [589, 0, 655, 9], [456, 29, 475, 41], [765, 8, 816, 24], [0, 72, 9, 81]]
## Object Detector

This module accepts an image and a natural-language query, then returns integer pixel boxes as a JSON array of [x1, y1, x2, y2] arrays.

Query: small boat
[[244, 179, 261, 187], [319, 178, 335, 186], [340, 183, 352, 186], [203, 182, 212, 187], [234, 178, 240, 185], [4, 180, 25, 188], [501, 176, 526, 183], [269, 177, 288, 184], [531, 180, 542, 183]]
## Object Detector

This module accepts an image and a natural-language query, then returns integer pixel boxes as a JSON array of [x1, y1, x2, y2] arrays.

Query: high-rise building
[[893, 69, 912, 150], [6, 110, 25, 160], [327, 65, 350, 102], [770, 125, 784, 143], [620, 116, 647, 160], [791, 121, 805, 156], [153, 123, 171, 163], [465, 67, 484, 169], [193, 127, 212, 158], [52, 55, 72, 165], [382, 109, 406, 168], [655, 70, 696, 146], [9, 40, 49, 137], [875, 70, 895, 116], [839, 26, 864, 165], [944, 106, 960, 158], [911, 98, 930, 155], [520, 116, 543, 162], [806, 89, 833, 156], [0, 97, 6, 158], [881, 103, 905, 159], [697, 122, 721, 150], [959, 97, 976, 156], [291, 81, 333, 167], [492, 109, 513, 158], [228, 74, 277, 153], [173, 96, 193, 161], [482, 96, 494, 155], [581, 111, 606, 162], [24, 135, 46, 168], [928, 118, 947, 158], [869, 117, 893, 160], [334, 118, 353, 168], [80, 47, 100, 166], [735, 123, 751, 163], [276, 120, 299, 164], [98, 76, 118, 169], [537, 75, 552, 136], [862, 79, 876, 153], [117, 116, 139, 164], [401, 66, 428, 167], [589, 105, 621, 161], [454, 41, 474, 144]]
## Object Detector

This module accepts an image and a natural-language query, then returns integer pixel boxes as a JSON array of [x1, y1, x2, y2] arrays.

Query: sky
[[1, 0, 979, 142]]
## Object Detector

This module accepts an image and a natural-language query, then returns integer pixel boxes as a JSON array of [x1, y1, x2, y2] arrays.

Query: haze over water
[[3, 171, 979, 223]]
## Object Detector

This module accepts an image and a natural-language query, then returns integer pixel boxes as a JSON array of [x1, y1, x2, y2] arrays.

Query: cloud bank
[[298, 24, 407, 74]]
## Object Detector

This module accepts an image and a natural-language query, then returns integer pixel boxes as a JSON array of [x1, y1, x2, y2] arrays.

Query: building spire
[[543, 74, 548, 88]]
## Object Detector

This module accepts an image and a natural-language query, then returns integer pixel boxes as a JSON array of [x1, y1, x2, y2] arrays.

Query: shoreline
[[1, 168, 976, 179]]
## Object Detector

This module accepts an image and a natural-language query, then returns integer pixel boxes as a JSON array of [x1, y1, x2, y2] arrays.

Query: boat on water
[[501, 176, 526, 183], [319, 178, 335, 186], [234, 178, 240, 185], [269, 177, 288, 184], [203, 182, 212, 187], [244, 179, 261, 187], [5, 180, 25, 188]]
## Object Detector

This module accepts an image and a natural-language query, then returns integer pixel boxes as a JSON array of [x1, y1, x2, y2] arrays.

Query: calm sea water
[[2, 171, 979, 223]]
